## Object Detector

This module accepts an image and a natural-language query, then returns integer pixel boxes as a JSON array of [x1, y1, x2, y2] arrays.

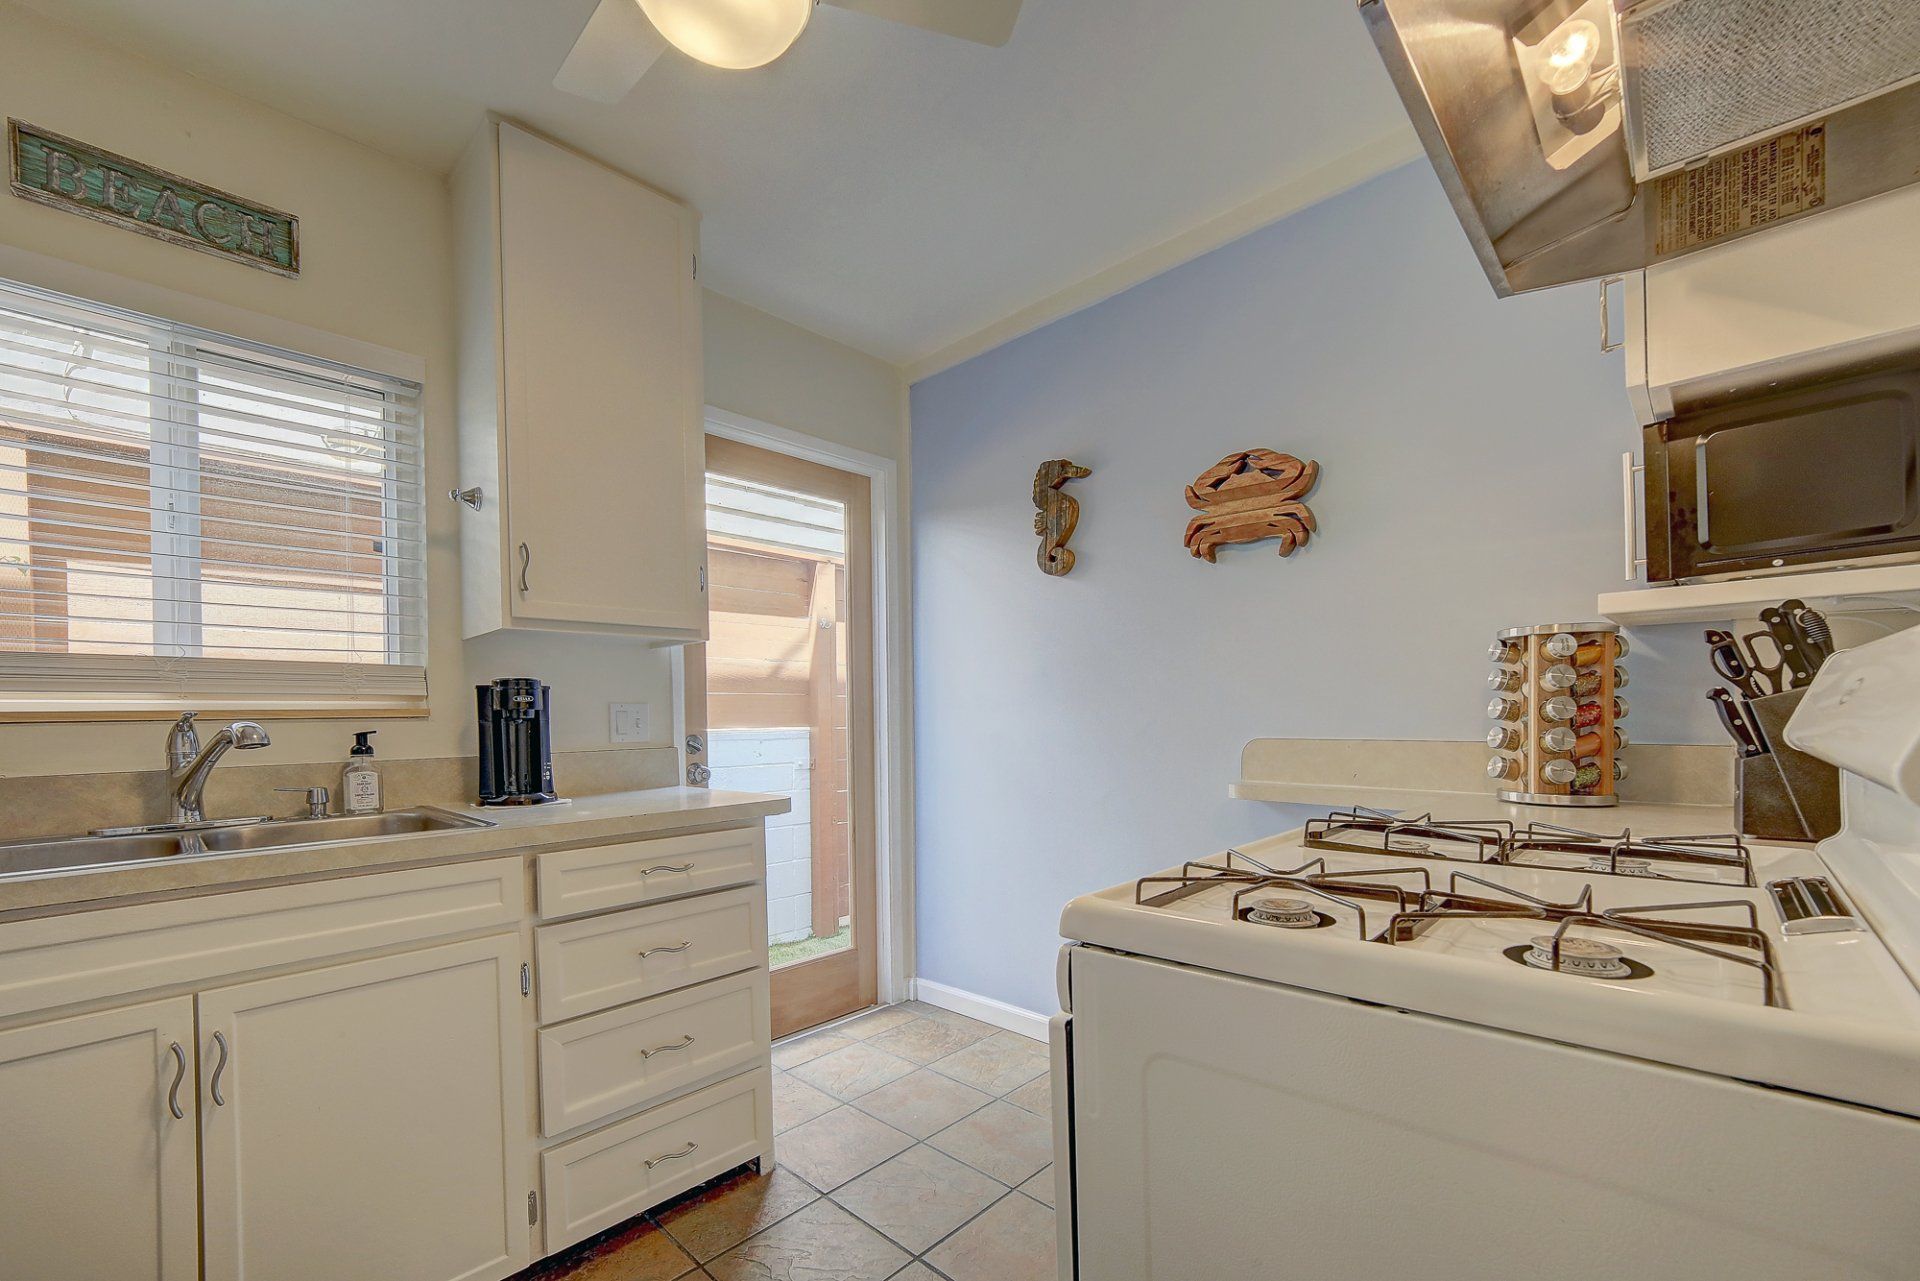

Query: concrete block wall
[[709, 727, 813, 944]]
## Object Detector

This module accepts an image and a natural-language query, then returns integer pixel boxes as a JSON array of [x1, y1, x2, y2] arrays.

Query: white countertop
[[0, 787, 789, 919]]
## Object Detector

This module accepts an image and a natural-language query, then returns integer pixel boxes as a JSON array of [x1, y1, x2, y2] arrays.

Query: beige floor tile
[[926, 1101, 1054, 1187], [776, 1105, 915, 1191], [706, 1199, 910, 1281], [862, 1017, 991, 1066], [1003, 1074, 1052, 1121], [924, 1190, 1056, 1281], [926, 1032, 1048, 1097], [1017, 1167, 1055, 1208], [520, 1216, 697, 1281], [884, 1267, 941, 1280], [774, 1071, 840, 1134], [655, 1167, 819, 1263], [829, 1145, 1007, 1254], [899, 1003, 999, 1040], [772, 1030, 855, 1070], [788, 1042, 918, 1101], [838, 1005, 921, 1040], [851, 1069, 993, 1140]]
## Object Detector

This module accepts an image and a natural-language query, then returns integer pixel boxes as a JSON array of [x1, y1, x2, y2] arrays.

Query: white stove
[[1049, 632, 1920, 1281]]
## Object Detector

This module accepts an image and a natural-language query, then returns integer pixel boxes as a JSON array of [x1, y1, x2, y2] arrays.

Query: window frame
[[0, 266, 430, 722]]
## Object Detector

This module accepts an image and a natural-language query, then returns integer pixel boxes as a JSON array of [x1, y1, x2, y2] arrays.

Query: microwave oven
[[1641, 365, 1920, 583]]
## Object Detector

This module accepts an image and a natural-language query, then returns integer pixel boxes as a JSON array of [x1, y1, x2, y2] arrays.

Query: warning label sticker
[[1654, 123, 1827, 255]]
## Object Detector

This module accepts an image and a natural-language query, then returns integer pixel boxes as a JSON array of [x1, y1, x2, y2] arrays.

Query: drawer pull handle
[[645, 1141, 699, 1170], [166, 1041, 188, 1120], [637, 940, 694, 960], [640, 1035, 696, 1060], [209, 1031, 230, 1107], [639, 863, 695, 876]]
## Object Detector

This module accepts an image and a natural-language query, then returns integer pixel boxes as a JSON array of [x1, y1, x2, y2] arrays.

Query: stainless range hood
[[1360, 0, 1920, 295]]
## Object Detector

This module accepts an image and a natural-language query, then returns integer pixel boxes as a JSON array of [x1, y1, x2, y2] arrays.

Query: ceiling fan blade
[[554, 0, 669, 103], [824, 0, 1024, 47]]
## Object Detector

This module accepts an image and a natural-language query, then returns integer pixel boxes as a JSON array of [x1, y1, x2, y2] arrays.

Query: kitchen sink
[[0, 807, 495, 879]]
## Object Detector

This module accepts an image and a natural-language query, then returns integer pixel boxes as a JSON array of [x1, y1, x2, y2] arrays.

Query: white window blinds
[[0, 277, 427, 713]]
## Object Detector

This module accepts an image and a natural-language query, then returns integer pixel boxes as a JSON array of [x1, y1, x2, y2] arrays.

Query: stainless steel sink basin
[[0, 806, 495, 879]]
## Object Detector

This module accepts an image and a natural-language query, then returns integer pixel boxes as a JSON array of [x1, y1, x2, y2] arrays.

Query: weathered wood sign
[[1183, 449, 1319, 562], [8, 121, 299, 277], [1033, 459, 1091, 576]]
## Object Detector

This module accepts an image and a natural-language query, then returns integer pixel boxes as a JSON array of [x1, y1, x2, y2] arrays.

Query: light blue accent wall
[[909, 161, 1724, 1016]]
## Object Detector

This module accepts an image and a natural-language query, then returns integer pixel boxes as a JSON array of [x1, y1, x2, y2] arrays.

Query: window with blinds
[[0, 278, 427, 714]]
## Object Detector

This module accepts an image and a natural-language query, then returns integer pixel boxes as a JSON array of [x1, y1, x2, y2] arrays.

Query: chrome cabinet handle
[[644, 1141, 698, 1170], [1621, 451, 1648, 583], [639, 1035, 696, 1060], [209, 1031, 229, 1107], [1599, 275, 1626, 353], [166, 1041, 187, 1120], [639, 863, 695, 876], [637, 940, 694, 960], [518, 542, 531, 594]]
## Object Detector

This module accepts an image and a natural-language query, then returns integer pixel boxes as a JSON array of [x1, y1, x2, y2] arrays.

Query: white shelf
[[1599, 565, 1920, 626]]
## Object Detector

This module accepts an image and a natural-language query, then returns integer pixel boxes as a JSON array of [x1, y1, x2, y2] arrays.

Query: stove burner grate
[[1502, 822, 1756, 886]]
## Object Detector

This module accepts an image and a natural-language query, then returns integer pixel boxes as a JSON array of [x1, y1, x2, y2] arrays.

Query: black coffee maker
[[476, 678, 559, 805]]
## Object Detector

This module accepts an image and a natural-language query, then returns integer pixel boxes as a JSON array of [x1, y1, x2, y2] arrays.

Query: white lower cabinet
[[0, 821, 772, 1281], [0, 997, 200, 1281], [198, 934, 531, 1281], [540, 1068, 772, 1254]]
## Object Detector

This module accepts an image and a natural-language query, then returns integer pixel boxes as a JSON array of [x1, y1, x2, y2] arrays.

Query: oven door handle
[[1621, 451, 1647, 583]]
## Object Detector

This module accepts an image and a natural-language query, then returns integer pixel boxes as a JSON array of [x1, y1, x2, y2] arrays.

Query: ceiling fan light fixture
[[638, 0, 814, 70]]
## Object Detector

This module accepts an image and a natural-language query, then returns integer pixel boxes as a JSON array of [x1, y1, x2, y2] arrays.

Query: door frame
[[680, 407, 911, 1010]]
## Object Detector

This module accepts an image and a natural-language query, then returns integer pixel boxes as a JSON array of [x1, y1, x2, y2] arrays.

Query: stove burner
[[1507, 936, 1654, 982], [1585, 855, 1654, 876], [1386, 838, 1432, 856], [1245, 896, 1332, 930]]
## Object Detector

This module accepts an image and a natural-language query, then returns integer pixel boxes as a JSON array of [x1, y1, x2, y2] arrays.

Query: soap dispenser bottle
[[343, 730, 382, 814]]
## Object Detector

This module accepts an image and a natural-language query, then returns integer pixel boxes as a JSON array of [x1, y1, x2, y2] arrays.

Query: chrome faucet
[[166, 712, 271, 824]]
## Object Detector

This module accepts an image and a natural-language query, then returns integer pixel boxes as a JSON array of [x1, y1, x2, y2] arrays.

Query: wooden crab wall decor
[[1034, 459, 1092, 576], [1183, 450, 1319, 563]]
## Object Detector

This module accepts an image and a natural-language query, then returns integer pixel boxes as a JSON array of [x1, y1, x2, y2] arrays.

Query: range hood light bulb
[[639, 0, 814, 70], [1541, 18, 1602, 97]]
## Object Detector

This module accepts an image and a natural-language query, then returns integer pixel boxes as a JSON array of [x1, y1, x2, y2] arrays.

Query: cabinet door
[[0, 997, 199, 1281], [199, 935, 531, 1281], [497, 122, 706, 635]]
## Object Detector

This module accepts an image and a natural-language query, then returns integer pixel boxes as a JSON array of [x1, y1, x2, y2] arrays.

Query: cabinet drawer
[[540, 1068, 770, 1253], [535, 886, 764, 1024], [538, 969, 769, 1137], [0, 858, 524, 1022], [536, 827, 762, 921]]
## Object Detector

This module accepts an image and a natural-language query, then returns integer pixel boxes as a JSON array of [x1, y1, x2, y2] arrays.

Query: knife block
[[1737, 688, 1841, 842]]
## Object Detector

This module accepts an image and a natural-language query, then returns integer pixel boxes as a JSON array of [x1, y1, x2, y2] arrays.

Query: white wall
[[0, 2, 905, 780], [909, 161, 1726, 1016], [709, 728, 815, 943]]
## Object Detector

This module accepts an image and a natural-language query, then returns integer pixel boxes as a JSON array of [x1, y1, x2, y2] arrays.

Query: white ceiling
[[17, 0, 1416, 371]]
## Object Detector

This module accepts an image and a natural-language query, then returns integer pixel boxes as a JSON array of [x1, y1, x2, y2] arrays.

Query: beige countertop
[[0, 787, 789, 919]]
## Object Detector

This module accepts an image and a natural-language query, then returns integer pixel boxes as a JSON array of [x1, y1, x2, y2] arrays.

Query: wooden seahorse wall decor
[[1034, 459, 1092, 576], [1183, 449, 1319, 563]]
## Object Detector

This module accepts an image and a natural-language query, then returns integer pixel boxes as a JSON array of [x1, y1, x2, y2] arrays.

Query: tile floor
[[513, 1002, 1056, 1281]]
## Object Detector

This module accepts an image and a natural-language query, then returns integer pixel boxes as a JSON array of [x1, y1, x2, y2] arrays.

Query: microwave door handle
[[1621, 451, 1648, 582]]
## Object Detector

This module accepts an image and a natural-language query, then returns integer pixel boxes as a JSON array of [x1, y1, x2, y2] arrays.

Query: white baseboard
[[912, 977, 1051, 1043]]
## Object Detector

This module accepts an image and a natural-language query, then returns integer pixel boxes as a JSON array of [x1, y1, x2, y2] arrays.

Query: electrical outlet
[[609, 703, 651, 744]]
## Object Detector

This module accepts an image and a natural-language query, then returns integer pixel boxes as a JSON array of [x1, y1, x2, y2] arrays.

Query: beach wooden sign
[[8, 120, 299, 278]]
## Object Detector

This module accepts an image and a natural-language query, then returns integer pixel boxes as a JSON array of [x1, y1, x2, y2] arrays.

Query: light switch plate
[[609, 703, 651, 744]]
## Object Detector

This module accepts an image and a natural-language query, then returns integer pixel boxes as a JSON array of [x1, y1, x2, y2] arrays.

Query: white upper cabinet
[[453, 118, 707, 641], [1624, 184, 1920, 425]]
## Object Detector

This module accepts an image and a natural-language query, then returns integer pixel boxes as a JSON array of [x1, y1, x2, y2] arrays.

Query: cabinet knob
[[209, 1031, 230, 1107], [518, 542, 531, 594], [166, 1042, 188, 1120], [644, 1141, 699, 1170]]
